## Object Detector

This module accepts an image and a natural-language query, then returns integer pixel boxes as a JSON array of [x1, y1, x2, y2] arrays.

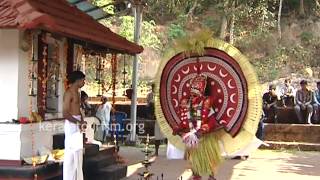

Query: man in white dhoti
[[95, 96, 112, 143], [63, 71, 87, 180]]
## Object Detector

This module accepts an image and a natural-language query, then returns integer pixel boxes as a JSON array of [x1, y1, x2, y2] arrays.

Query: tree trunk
[[278, 0, 283, 40], [299, 0, 305, 17], [187, 0, 198, 22], [220, 15, 228, 40]]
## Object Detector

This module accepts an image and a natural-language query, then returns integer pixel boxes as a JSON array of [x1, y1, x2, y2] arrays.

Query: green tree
[[118, 16, 162, 50]]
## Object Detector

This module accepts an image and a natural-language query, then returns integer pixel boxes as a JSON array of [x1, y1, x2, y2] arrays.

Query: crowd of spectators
[[263, 79, 320, 124]]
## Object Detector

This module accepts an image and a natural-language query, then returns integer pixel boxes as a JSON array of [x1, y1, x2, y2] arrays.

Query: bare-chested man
[[63, 70, 86, 180]]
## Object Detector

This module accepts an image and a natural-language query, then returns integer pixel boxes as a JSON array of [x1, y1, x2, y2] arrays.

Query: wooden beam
[[71, 0, 87, 5], [66, 39, 75, 76]]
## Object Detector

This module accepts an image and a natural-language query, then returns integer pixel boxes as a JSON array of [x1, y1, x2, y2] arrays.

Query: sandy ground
[[118, 145, 320, 180]]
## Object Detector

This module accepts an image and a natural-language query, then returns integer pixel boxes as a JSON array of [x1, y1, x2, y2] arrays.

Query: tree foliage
[[90, 0, 320, 84]]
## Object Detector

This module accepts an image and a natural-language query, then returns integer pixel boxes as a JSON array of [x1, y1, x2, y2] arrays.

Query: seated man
[[294, 80, 313, 124], [262, 84, 279, 123], [280, 79, 295, 107], [313, 81, 320, 123]]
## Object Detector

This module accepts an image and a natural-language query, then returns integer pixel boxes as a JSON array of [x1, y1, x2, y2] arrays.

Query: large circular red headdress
[[160, 48, 248, 137], [155, 35, 262, 153]]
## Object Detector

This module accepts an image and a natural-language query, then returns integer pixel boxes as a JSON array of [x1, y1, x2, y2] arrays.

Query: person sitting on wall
[[312, 81, 320, 124], [294, 80, 313, 124], [262, 84, 279, 123], [280, 78, 295, 107]]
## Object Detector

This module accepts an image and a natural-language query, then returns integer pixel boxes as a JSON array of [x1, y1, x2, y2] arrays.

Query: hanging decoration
[[110, 54, 118, 106], [28, 32, 37, 97], [40, 41, 48, 112], [53, 41, 60, 97], [63, 40, 69, 90], [95, 54, 103, 96], [27, 30, 38, 180], [121, 55, 128, 96], [47, 40, 60, 98]]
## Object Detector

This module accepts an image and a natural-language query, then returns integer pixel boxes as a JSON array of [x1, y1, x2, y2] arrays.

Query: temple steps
[[84, 152, 117, 171], [52, 134, 128, 180], [83, 145, 127, 180], [93, 164, 127, 180], [261, 123, 320, 151]]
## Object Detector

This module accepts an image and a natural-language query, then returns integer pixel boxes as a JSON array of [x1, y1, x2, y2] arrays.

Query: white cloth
[[84, 117, 102, 147], [64, 115, 84, 180], [280, 85, 295, 97], [166, 142, 185, 159], [224, 137, 267, 158], [95, 102, 112, 133], [182, 130, 199, 148]]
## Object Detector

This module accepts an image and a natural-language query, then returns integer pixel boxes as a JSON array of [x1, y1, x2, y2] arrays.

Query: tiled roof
[[0, 0, 143, 54]]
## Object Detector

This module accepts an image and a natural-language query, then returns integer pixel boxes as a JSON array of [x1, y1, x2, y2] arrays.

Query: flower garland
[[63, 39, 68, 90], [37, 34, 48, 115]]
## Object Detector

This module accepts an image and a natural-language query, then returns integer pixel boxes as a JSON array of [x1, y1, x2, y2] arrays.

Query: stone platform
[[262, 123, 320, 151]]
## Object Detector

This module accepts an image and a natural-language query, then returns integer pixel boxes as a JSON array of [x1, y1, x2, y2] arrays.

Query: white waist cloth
[[64, 115, 83, 180], [166, 142, 185, 160]]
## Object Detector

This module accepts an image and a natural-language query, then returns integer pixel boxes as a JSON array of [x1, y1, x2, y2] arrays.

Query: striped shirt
[[295, 89, 312, 105]]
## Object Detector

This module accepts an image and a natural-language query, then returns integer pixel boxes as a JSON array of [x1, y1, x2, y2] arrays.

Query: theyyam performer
[[155, 30, 262, 179]]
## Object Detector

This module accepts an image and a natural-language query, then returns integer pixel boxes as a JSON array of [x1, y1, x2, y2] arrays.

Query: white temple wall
[[0, 29, 20, 122]]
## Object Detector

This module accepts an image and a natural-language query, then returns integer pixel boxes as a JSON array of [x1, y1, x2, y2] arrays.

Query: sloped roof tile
[[0, 0, 143, 54]]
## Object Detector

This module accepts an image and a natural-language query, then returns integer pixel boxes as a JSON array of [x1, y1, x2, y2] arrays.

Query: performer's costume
[[155, 31, 262, 179]]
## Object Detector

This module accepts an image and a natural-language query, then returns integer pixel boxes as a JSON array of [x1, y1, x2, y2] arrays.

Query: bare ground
[[119, 146, 320, 180]]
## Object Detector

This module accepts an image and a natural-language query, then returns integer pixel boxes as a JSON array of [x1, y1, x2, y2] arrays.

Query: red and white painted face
[[190, 75, 207, 98]]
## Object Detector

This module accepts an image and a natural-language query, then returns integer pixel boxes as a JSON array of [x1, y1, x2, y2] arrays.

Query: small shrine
[[0, 0, 143, 179]]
